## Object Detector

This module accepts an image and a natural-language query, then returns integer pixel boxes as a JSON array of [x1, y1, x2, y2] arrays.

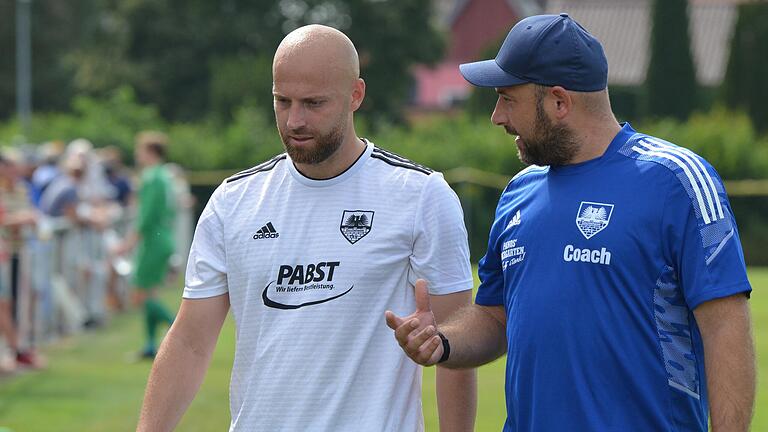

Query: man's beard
[[514, 97, 579, 166], [280, 122, 345, 165]]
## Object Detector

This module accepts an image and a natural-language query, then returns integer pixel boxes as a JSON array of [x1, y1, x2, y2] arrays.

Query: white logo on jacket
[[506, 210, 521, 229], [501, 238, 526, 270]]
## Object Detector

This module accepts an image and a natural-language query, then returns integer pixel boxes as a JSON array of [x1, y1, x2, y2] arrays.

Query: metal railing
[[0, 204, 193, 358]]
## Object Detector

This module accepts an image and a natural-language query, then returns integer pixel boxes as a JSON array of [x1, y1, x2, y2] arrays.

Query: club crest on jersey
[[340, 210, 374, 244], [576, 201, 614, 239]]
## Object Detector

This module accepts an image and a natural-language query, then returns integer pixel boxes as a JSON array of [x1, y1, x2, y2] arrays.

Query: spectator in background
[[31, 141, 65, 208], [97, 146, 134, 312], [38, 154, 84, 220], [0, 152, 43, 370], [164, 163, 194, 278], [66, 138, 115, 204], [0, 201, 13, 374], [62, 140, 117, 329], [18, 145, 43, 206], [36, 153, 93, 335], [113, 132, 176, 359], [99, 146, 133, 208], [0, 155, 20, 373]]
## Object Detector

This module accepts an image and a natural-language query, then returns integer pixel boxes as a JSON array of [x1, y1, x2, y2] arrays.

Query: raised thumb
[[414, 278, 431, 312]]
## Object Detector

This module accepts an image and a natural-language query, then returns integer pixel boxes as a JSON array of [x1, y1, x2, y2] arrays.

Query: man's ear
[[351, 78, 366, 112], [549, 86, 572, 121]]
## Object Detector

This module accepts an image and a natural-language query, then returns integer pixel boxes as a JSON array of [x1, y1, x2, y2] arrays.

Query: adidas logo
[[507, 210, 521, 229], [253, 222, 280, 239]]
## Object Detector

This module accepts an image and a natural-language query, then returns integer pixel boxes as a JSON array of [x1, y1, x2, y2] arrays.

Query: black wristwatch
[[436, 331, 451, 364]]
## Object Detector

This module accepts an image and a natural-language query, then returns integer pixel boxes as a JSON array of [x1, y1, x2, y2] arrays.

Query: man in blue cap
[[386, 13, 755, 431]]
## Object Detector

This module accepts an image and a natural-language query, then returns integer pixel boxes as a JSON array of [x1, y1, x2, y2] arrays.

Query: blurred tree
[[343, 0, 444, 125], [209, 55, 274, 122], [0, 0, 95, 120], [68, 0, 443, 124], [645, 0, 698, 121], [0, 1, 14, 120], [722, 2, 768, 134]]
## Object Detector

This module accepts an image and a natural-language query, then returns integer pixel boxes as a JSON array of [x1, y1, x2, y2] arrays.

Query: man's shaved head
[[271, 25, 366, 173], [273, 24, 360, 87]]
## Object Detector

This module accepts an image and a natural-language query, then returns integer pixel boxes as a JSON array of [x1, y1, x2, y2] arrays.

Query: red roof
[[413, 0, 524, 109], [448, 0, 520, 61], [412, 63, 471, 109]]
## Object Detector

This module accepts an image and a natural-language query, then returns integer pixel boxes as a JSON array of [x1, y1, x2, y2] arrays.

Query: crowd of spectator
[[0, 134, 193, 374]]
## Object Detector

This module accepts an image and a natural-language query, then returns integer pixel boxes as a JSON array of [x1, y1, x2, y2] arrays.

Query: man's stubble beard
[[280, 118, 346, 165]]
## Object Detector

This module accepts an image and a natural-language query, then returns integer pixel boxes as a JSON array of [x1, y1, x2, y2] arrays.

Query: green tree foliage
[[344, 0, 444, 125], [0, 0, 97, 119], [638, 107, 768, 180], [63, 0, 443, 124], [0, 1, 14, 119], [1, 0, 442, 125], [0, 86, 163, 157], [646, 0, 698, 120], [209, 55, 274, 122], [722, 2, 768, 134], [167, 107, 283, 171]]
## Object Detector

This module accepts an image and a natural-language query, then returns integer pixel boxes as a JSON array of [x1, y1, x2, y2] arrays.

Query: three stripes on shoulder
[[629, 136, 724, 225], [371, 147, 433, 175]]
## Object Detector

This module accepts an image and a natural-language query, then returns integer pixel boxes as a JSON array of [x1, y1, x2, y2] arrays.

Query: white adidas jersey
[[184, 140, 473, 432]]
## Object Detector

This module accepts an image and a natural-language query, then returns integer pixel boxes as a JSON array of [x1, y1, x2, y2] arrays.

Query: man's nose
[[286, 104, 307, 130], [491, 98, 505, 126]]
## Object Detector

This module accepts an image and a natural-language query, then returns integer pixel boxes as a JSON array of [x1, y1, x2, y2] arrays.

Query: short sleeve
[[475, 191, 508, 306], [662, 165, 751, 310], [409, 173, 473, 295], [183, 183, 229, 299]]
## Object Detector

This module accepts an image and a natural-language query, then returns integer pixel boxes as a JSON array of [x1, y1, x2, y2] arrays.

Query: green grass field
[[0, 269, 765, 431]]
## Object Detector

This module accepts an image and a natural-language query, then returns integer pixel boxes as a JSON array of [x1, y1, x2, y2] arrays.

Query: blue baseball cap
[[459, 13, 608, 91]]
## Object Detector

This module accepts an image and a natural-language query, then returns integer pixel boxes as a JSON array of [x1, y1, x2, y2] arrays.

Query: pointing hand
[[385, 279, 444, 366]]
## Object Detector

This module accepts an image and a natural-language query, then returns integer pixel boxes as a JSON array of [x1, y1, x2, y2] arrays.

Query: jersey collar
[[548, 122, 636, 176], [287, 138, 373, 188]]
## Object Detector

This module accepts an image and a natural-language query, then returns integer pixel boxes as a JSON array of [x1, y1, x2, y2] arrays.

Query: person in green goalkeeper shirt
[[115, 131, 176, 359]]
